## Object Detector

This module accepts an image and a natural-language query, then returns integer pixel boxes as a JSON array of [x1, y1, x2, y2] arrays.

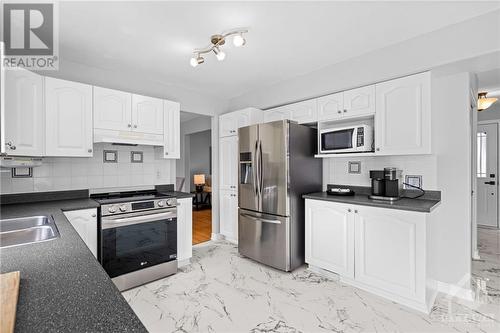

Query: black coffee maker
[[369, 167, 402, 201]]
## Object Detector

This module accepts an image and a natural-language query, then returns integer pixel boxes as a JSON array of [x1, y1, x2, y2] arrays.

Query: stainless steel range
[[91, 190, 178, 291]]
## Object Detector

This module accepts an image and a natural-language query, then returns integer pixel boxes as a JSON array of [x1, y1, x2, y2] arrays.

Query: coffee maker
[[369, 167, 402, 201]]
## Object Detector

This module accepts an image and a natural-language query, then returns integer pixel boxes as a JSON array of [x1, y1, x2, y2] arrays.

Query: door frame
[[477, 119, 500, 230]]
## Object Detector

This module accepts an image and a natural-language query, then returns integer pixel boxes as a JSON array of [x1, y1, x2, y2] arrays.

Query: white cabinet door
[[45, 77, 93, 157], [317, 92, 344, 121], [93, 86, 132, 131], [63, 208, 98, 258], [220, 189, 238, 242], [263, 106, 291, 123], [343, 85, 375, 118], [177, 197, 193, 263], [219, 113, 237, 137], [237, 108, 262, 127], [305, 199, 354, 278], [163, 100, 180, 159], [4, 69, 44, 156], [354, 205, 426, 301], [288, 99, 318, 124], [131, 94, 164, 135], [375, 72, 431, 155], [219, 136, 238, 191]]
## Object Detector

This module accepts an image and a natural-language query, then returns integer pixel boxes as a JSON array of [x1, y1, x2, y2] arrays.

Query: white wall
[[431, 72, 472, 286], [227, 10, 500, 112], [187, 130, 211, 192], [477, 104, 500, 121], [0, 143, 176, 194]]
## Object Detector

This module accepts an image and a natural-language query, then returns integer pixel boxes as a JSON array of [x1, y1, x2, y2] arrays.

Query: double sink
[[0, 216, 60, 249]]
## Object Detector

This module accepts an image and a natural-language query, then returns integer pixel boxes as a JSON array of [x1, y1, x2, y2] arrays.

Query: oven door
[[100, 208, 177, 278], [320, 127, 356, 153]]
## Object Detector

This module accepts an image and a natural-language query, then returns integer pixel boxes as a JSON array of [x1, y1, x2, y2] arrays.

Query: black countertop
[[0, 196, 146, 332], [303, 185, 441, 213]]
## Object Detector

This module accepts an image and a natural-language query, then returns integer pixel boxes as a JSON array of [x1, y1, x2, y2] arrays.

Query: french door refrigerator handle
[[240, 213, 282, 224], [259, 140, 263, 196], [254, 140, 259, 196]]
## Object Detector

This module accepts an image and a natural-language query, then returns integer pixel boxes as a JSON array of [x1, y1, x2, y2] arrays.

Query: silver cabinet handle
[[134, 125, 137, 128], [6, 141, 16, 150], [343, 109, 347, 113], [337, 110, 341, 114], [91, 213, 97, 218], [165, 152, 169, 155], [376, 148, 380, 151], [88, 149, 92, 153], [127, 124, 132, 128], [348, 209, 352, 213], [354, 210, 358, 214]]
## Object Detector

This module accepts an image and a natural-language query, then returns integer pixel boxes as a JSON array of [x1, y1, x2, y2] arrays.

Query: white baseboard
[[212, 233, 238, 244], [177, 258, 191, 267], [436, 281, 474, 301], [211, 233, 224, 241]]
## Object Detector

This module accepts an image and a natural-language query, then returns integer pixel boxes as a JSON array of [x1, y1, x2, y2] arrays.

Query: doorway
[[476, 122, 499, 228], [176, 112, 212, 245]]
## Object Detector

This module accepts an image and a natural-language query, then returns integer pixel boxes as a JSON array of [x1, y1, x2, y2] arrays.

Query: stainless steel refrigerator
[[238, 120, 322, 271]]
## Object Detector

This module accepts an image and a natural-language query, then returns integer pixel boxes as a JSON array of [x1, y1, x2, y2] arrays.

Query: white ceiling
[[51, 2, 500, 100], [180, 111, 208, 123]]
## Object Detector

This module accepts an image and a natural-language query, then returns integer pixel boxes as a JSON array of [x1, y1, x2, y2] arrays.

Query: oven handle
[[102, 211, 176, 230]]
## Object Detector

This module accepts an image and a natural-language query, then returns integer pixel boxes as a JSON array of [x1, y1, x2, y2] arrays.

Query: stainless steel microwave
[[319, 124, 373, 154]]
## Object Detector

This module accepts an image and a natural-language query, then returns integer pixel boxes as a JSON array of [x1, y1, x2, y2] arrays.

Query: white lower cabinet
[[305, 199, 436, 313], [63, 208, 98, 258], [305, 199, 354, 278], [176, 198, 193, 265], [220, 189, 238, 242]]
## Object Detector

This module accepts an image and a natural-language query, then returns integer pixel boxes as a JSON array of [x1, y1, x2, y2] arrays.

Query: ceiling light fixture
[[478, 92, 498, 111], [190, 29, 248, 67]]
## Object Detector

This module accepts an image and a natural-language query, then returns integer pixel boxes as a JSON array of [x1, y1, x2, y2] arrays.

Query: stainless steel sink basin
[[0, 215, 60, 248]]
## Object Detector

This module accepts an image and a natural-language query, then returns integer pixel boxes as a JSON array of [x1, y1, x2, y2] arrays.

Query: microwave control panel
[[357, 127, 364, 147]]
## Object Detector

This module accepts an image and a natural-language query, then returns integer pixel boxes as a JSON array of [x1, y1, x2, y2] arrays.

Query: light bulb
[[190, 57, 198, 67], [216, 50, 226, 61], [233, 34, 246, 47]]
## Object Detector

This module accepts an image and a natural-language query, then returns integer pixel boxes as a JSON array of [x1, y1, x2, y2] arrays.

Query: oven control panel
[[101, 198, 177, 216]]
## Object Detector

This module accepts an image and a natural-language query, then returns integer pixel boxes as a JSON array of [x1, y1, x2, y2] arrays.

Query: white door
[[354, 206, 426, 300], [305, 200, 354, 278], [343, 85, 375, 118], [131, 94, 164, 134], [219, 113, 237, 137], [63, 209, 98, 258], [288, 100, 318, 124], [45, 77, 93, 157], [263, 106, 291, 123], [220, 190, 238, 241], [93, 87, 132, 131], [177, 198, 193, 262], [163, 100, 180, 159], [317, 92, 344, 121], [219, 136, 238, 191], [477, 123, 499, 228], [4, 69, 45, 156], [375, 72, 431, 155]]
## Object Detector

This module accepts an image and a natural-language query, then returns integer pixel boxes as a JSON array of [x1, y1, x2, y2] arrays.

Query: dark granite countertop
[[0, 195, 146, 332], [303, 185, 441, 213], [159, 190, 195, 199]]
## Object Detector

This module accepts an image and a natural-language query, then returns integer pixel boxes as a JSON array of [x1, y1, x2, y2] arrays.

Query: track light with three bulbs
[[190, 29, 247, 67]]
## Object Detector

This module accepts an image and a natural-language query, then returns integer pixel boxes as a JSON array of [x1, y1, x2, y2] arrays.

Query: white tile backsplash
[[1, 143, 176, 194], [323, 155, 438, 190]]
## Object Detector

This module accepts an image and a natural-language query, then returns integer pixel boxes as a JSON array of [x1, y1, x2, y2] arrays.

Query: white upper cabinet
[[162, 100, 180, 159], [317, 86, 375, 122], [263, 106, 291, 123], [219, 108, 262, 137], [343, 85, 376, 118], [45, 77, 93, 157], [132, 94, 164, 135], [4, 69, 45, 156], [305, 199, 355, 278], [93, 87, 132, 131], [265, 100, 318, 124], [219, 135, 238, 190], [375, 72, 431, 155], [317, 92, 344, 121]]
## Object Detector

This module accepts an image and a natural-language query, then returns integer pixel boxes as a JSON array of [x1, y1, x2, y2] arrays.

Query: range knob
[[157, 200, 165, 207], [166, 198, 174, 206], [108, 205, 117, 213], [119, 205, 127, 212]]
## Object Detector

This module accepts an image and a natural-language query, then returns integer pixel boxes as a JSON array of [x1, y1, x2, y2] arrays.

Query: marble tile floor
[[124, 233, 500, 333]]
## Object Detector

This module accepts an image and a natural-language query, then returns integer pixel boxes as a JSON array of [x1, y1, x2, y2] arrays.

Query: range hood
[[0, 156, 43, 168]]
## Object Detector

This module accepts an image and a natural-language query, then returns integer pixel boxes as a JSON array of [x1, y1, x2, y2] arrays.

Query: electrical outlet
[[404, 175, 422, 189]]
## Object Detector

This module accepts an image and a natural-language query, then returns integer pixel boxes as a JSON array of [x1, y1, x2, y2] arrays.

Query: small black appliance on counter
[[369, 167, 402, 201]]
